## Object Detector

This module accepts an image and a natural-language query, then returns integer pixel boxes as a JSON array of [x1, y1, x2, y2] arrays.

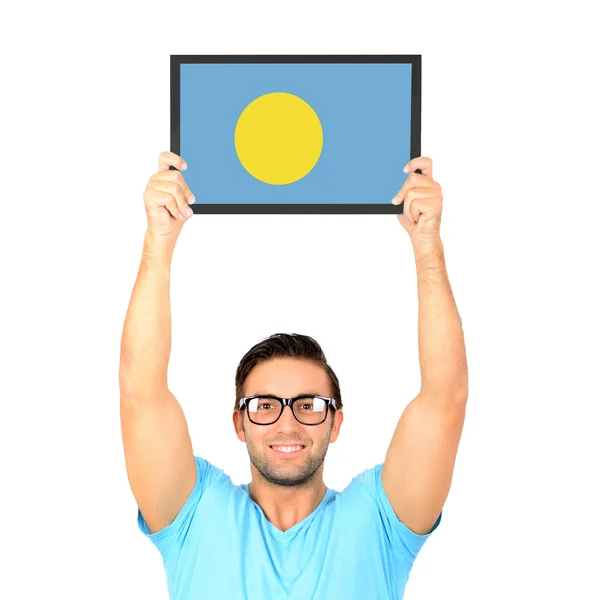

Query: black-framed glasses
[[238, 394, 338, 426]]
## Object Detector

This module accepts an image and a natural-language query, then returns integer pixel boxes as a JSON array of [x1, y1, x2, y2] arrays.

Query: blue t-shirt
[[138, 456, 441, 600]]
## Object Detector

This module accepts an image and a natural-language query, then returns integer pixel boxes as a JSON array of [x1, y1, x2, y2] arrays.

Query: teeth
[[272, 446, 303, 453]]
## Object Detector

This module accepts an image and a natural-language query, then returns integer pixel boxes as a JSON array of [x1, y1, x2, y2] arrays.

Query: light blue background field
[[180, 62, 413, 204]]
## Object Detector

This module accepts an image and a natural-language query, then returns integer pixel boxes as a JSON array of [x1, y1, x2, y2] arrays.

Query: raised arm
[[119, 152, 196, 534], [383, 158, 469, 535]]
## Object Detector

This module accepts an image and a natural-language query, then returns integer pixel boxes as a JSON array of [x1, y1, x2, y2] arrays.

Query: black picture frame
[[170, 54, 421, 214]]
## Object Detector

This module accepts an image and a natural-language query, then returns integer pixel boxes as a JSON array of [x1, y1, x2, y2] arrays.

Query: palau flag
[[172, 55, 421, 213]]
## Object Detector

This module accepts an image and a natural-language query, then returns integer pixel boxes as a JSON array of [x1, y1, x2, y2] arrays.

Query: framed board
[[171, 54, 421, 214]]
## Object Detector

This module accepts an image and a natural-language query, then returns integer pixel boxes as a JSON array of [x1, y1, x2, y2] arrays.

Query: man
[[119, 151, 468, 599]]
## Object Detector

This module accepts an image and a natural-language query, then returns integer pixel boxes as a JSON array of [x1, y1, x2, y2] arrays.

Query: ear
[[328, 409, 344, 443], [233, 410, 246, 442]]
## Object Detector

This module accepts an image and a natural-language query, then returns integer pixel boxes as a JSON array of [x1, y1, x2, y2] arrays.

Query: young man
[[119, 151, 468, 599]]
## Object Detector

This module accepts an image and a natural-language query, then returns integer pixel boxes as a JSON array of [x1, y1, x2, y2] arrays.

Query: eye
[[258, 402, 276, 410]]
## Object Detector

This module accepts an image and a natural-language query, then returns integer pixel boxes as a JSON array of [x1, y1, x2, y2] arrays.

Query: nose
[[276, 404, 300, 428]]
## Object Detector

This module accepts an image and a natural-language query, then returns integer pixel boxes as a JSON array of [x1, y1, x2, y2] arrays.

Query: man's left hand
[[392, 157, 443, 248]]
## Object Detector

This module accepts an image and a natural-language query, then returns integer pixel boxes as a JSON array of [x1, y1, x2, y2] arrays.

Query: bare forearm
[[413, 239, 468, 399], [119, 231, 175, 398]]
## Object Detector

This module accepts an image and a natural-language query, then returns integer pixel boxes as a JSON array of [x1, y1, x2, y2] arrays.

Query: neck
[[247, 471, 328, 532]]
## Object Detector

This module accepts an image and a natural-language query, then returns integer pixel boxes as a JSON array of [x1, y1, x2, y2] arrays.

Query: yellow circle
[[234, 92, 323, 185]]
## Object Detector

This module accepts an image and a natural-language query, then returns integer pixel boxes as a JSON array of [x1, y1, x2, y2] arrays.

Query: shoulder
[[336, 463, 442, 562]]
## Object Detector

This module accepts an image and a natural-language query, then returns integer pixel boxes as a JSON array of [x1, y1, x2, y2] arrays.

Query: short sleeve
[[137, 455, 223, 560], [355, 463, 442, 564]]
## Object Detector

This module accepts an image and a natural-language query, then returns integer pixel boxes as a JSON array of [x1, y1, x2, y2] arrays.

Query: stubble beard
[[244, 422, 332, 488]]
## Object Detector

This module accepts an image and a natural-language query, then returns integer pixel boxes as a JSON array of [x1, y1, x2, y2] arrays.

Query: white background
[[2, 1, 599, 599]]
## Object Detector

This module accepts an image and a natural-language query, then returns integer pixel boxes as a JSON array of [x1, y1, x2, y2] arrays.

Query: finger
[[396, 188, 436, 224], [398, 212, 412, 229], [150, 170, 194, 203], [145, 189, 182, 220], [402, 188, 438, 205], [392, 174, 435, 204], [158, 151, 187, 172], [403, 172, 434, 190], [406, 188, 439, 222], [403, 192, 416, 226], [148, 181, 192, 220], [403, 156, 433, 177]]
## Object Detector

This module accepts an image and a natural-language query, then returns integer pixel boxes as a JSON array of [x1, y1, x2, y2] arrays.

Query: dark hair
[[234, 333, 343, 414]]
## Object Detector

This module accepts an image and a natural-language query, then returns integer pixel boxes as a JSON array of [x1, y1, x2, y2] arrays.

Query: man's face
[[233, 357, 343, 488]]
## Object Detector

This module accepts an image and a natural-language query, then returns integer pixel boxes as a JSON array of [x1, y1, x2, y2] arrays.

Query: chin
[[260, 451, 327, 487], [261, 466, 317, 488]]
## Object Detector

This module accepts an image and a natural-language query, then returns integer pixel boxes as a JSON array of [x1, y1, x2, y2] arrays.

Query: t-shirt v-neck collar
[[240, 484, 335, 543]]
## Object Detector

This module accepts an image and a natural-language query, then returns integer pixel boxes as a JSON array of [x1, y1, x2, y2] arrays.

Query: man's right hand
[[144, 151, 195, 241], [119, 150, 198, 534]]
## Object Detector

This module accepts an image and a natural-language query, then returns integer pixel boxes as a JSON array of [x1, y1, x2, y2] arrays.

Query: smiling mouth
[[270, 445, 306, 456]]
